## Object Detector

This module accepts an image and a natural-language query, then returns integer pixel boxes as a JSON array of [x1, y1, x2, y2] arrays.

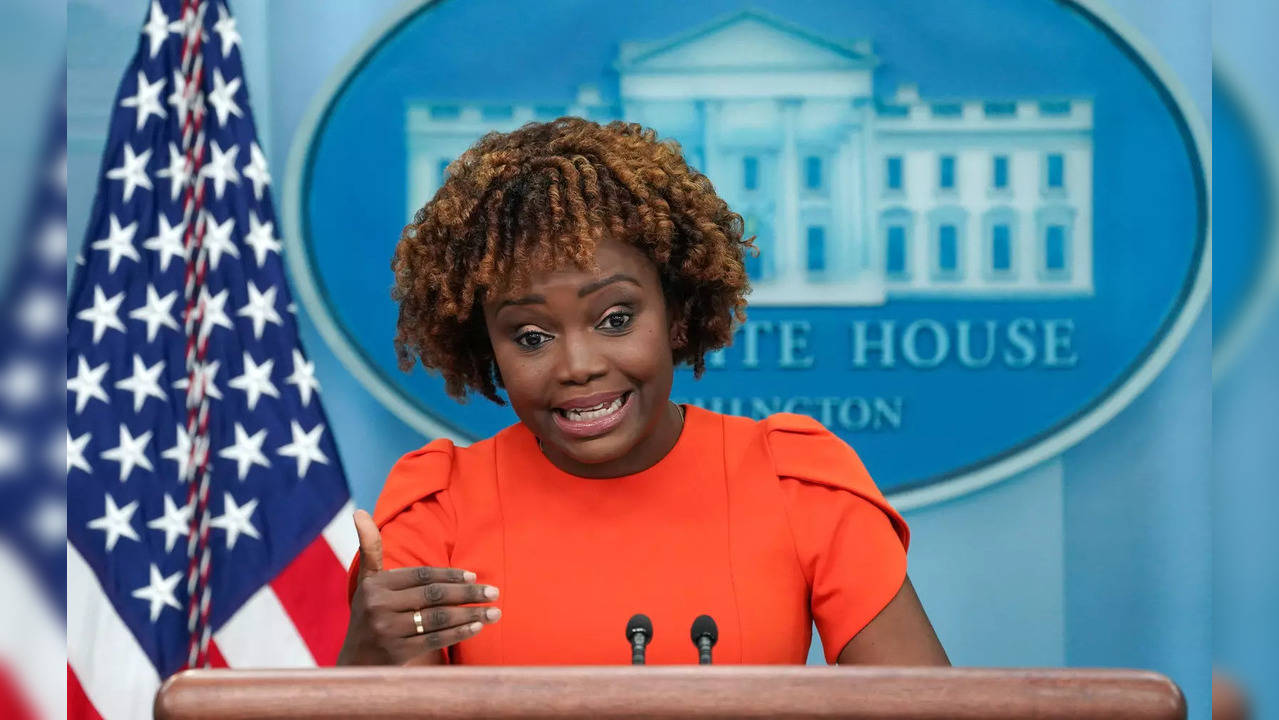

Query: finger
[[353, 509, 383, 578], [378, 565, 477, 591], [388, 605, 501, 639], [402, 620, 487, 654], [376, 581, 498, 611]]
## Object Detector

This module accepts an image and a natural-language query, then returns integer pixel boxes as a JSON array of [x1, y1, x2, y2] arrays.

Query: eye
[[598, 310, 633, 332], [514, 330, 552, 350]]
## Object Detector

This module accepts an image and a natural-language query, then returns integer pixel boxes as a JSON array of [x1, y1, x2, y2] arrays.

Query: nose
[[555, 330, 608, 386]]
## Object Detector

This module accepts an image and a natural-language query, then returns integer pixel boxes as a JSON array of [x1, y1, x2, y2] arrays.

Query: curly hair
[[391, 116, 754, 404]]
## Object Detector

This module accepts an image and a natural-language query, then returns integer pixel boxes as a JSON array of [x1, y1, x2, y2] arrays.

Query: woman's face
[[482, 235, 681, 477]]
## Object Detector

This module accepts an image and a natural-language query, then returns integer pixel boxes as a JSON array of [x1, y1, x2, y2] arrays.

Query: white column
[[778, 99, 801, 285], [701, 100, 723, 186]]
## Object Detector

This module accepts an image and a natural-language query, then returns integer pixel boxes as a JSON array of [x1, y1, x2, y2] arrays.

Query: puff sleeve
[[764, 413, 910, 664], [345, 438, 457, 603]]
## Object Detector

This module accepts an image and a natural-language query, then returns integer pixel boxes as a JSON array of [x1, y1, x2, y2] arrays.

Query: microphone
[[690, 614, 718, 665], [626, 614, 653, 665]]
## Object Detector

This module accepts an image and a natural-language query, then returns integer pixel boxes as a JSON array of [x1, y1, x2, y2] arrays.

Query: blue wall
[[66, 1, 1215, 716]]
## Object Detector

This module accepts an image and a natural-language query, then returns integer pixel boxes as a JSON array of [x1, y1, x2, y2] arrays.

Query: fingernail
[[485, 607, 501, 621], [469, 622, 483, 633], [463, 571, 477, 583]]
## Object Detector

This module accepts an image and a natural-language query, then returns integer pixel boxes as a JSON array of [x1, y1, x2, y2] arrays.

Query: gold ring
[[412, 609, 425, 635]]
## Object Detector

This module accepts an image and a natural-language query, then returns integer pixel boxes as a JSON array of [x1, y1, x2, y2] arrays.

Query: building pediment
[[617, 9, 875, 73]]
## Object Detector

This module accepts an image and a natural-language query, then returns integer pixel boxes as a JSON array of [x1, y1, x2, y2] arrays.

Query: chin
[[553, 427, 640, 466]]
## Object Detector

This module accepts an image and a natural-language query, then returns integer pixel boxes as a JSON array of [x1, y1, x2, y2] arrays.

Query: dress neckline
[[508, 403, 706, 482]]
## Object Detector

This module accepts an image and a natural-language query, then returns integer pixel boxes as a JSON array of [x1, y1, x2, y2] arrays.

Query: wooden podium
[[154, 666, 1185, 719]]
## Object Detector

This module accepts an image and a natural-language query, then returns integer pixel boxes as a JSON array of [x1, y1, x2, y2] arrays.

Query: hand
[[337, 509, 501, 666]]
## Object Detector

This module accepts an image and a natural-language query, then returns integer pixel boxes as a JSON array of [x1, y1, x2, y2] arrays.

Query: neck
[[539, 402, 685, 478]]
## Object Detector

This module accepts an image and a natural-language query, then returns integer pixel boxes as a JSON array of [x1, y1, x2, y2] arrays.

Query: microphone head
[[626, 613, 653, 642], [691, 614, 718, 645]]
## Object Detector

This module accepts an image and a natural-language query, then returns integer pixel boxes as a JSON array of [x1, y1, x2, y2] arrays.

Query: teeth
[[563, 395, 624, 421]]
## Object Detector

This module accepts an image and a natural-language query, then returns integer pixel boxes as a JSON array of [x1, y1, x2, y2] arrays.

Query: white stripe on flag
[[67, 542, 160, 720], [0, 540, 65, 720], [321, 500, 358, 569], [213, 586, 315, 668]]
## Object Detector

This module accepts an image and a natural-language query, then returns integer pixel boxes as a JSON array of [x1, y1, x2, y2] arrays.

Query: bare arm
[[836, 574, 950, 665]]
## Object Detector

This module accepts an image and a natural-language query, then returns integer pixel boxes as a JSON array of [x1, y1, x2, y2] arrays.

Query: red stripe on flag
[[206, 639, 229, 668], [270, 536, 350, 665], [67, 666, 104, 720]]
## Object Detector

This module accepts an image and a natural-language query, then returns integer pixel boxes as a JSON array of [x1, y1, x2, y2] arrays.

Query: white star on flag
[[155, 143, 192, 203], [105, 142, 153, 202], [277, 420, 330, 479], [68, 430, 93, 474], [286, 349, 320, 407], [0, 359, 42, 409], [128, 284, 181, 342], [242, 142, 271, 201], [87, 493, 140, 551], [167, 69, 191, 120], [142, 213, 187, 271], [140, 0, 175, 58], [91, 214, 141, 273], [228, 352, 280, 411], [101, 423, 155, 482], [199, 140, 240, 199], [114, 354, 168, 412], [207, 68, 243, 126], [242, 210, 281, 267], [210, 493, 261, 549], [197, 286, 235, 342], [131, 564, 183, 622], [212, 4, 241, 57], [76, 285, 127, 343], [237, 280, 283, 340], [173, 358, 224, 401], [200, 211, 240, 270], [218, 422, 271, 481], [17, 289, 61, 339], [160, 423, 194, 482], [147, 495, 193, 553], [68, 356, 110, 413], [119, 69, 167, 131]]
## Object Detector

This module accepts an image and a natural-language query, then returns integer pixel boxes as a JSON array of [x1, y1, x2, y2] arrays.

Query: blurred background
[[0, 0, 1273, 718]]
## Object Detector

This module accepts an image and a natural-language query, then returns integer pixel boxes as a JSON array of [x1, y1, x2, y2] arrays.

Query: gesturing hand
[[337, 510, 500, 666]]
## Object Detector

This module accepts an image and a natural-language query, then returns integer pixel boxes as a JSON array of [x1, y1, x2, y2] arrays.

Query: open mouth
[[551, 391, 634, 439], [554, 392, 630, 421]]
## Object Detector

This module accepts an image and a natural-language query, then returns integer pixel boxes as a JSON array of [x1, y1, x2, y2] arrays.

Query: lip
[[554, 390, 628, 411], [551, 391, 634, 440]]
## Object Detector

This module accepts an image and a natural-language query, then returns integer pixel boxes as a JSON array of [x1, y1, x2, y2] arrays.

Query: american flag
[[67, 2, 356, 718], [0, 72, 69, 720]]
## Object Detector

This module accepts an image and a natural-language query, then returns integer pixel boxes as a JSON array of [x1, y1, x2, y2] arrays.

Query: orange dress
[[349, 406, 909, 665]]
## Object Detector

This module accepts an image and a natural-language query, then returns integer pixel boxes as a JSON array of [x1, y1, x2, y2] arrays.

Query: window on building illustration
[[939, 155, 956, 190], [806, 226, 826, 272], [886, 225, 907, 275], [1039, 100, 1071, 116], [743, 156, 759, 191], [1045, 224, 1067, 273], [438, 159, 450, 184], [744, 215, 763, 279], [991, 223, 1012, 272], [1046, 153, 1065, 189], [885, 156, 903, 191], [992, 155, 1009, 190], [984, 101, 1017, 117], [937, 224, 958, 273], [805, 156, 822, 190]]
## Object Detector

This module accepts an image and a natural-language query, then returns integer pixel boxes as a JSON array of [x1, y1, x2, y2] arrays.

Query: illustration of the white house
[[406, 10, 1094, 305]]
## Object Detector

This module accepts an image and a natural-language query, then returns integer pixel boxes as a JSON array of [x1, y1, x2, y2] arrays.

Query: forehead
[[495, 235, 658, 299]]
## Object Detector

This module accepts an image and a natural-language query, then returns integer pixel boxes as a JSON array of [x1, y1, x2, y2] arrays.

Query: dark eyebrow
[[578, 273, 641, 297], [496, 294, 546, 313]]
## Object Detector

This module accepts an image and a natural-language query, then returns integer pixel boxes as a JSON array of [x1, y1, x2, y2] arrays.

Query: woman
[[339, 117, 949, 667]]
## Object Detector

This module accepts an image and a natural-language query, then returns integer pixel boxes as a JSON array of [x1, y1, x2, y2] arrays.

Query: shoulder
[[371, 433, 499, 528], [754, 412, 909, 549]]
